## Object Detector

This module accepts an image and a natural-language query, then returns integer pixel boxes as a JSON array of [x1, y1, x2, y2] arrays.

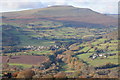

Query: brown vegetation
[[16, 69, 35, 78], [2, 55, 47, 65]]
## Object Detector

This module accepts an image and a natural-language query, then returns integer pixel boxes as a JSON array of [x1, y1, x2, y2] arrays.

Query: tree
[[8, 54, 12, 59], [16, 69, 35, 78], [54, 72, 67, 78]]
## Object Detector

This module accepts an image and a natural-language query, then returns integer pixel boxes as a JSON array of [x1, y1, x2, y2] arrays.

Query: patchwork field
[[2, 55, 47, 65], [1, 5, 119, 78]]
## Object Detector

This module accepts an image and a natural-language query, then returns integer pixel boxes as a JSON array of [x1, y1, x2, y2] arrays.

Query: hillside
[[1, 6, 118, 48], [105, 14, 118, 18], [2, 6, 117, 26], [1, 6, 119, 78]]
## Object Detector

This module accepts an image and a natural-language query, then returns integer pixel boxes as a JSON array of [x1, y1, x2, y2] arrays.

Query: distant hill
[[105, 14, 118, 18], [2, 5, 117, 27]]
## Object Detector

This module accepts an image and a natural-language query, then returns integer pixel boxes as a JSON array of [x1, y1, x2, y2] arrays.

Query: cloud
[[0, 0, 119, 14], [69, 1, 118, 14], [0, 2, 46, 12]]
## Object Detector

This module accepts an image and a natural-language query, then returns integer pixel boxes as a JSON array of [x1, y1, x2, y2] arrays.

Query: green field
[[9, 63, 32, 68], [77, 52, 118, 67]]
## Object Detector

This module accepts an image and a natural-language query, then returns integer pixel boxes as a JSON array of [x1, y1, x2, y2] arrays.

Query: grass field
[[9, 63, 32, 68], [28, 50, 52, 55], [77, 53, 118, 67]]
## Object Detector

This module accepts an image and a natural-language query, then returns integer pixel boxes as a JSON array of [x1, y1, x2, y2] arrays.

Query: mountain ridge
[[2, 5, 117, 27]]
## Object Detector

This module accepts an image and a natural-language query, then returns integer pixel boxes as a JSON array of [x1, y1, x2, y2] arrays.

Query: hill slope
[[2, 6, 117, 26], [1, 6, 118, 47]]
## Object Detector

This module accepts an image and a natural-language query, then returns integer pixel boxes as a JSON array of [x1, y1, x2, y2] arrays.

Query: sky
[[0, 0, 119, 14]]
